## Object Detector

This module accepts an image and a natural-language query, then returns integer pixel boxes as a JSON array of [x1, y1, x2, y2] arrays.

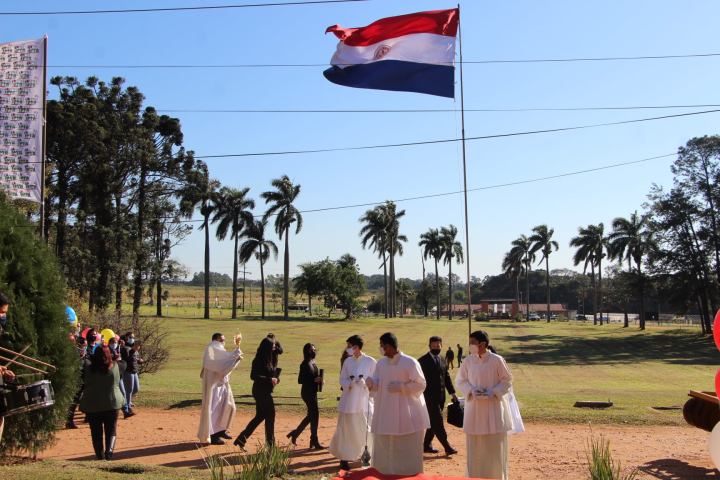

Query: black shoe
[[210, 437, 225, 445], [233, 434, 247, 450], [66, 422, 78, 429], [123, 410, 135, 419], [310, 438, 325, 450], [444, 446, 458, 455], [218, 431, 233, 440], [423, 446, 439, 454], [286, 430, 298, 446], [104, 451, 114, 460], [339, 460, 350, 471]]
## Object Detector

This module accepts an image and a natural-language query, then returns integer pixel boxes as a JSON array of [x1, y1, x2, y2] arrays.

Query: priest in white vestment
[[366, 332, 430, 476], [456, 330, 514, 479], [329, 335, 376, 472], [197, 332, 243, 445]]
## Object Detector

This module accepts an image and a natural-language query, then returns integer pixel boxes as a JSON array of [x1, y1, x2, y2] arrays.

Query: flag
[[0, 37, 45, 203], [323, 9, 459, 98]]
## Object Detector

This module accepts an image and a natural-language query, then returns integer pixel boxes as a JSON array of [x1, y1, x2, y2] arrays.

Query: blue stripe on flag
[[323, 60, 455, 98]]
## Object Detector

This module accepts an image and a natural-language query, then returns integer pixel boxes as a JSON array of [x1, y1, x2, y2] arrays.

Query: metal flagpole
[[457, 6, 473, 337], [40, 35, 48, 240]]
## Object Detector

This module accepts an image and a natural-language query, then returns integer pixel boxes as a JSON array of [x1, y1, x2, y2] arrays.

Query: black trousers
[[87, 409, 118, 457], [240, 386, 275, 445], [293, 388, 319, 440], [424, 400, 450, 448]]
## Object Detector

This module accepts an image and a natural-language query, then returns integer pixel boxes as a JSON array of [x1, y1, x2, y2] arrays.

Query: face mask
[[430, 348, 442, 356], [345, 347, 355, 356], [0, 314, 6, 328], [309, 351, 317, 359], [126, 338, 135, 346], [379, 347, 386, 357], [109, 345, 117, 352], [469, 344, 480, 355]]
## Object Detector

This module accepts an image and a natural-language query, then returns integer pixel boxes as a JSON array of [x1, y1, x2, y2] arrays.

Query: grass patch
[[120, 290, 719, 425], [0, 460, 198, 480]]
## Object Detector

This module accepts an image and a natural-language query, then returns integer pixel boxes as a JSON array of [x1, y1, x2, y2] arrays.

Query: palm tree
[[395, 279, 414, 317], [570, 224, 607, 324], [294, 263, 320, 316], [359, 206, 390, 318], [419, 228, 443, 319], [529, 224, 559, 323], [238, 219, 278, 319], [502, 240, 526, 319], [212, 187, 255, 319], [179, 171, 220, 319], [608, 212, 655, 330], [261, 175, 302, 320], [509, 235, 534, 320], [440, 225, 464, 320], [378, 201, 406, 317]]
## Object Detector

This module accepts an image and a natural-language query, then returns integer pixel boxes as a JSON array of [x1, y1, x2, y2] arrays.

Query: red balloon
[[80, 327, 90, 339], [714, 310, 720, 352]]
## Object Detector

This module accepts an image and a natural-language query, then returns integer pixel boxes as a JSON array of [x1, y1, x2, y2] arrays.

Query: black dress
[[291, 359, 320, 442], [238, 358, 277, 445]]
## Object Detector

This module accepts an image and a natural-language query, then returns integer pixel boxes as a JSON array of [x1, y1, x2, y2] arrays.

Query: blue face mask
[[0, 314, 6, 328]]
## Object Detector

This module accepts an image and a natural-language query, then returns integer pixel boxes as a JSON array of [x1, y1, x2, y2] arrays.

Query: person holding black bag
[[234, 337, 279, 448], [418, 336, 458, 456], [287, 343, 324, 449]]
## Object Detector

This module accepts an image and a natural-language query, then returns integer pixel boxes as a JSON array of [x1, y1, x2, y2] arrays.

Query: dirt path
[[42, 408, 716, 479]]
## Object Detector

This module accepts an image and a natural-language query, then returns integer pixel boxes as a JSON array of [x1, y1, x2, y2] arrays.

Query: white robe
[[369, 352, 429, 475], [197, 341, 242, 443], [456, 352, 514, 479], [329, 353, 376, 461]]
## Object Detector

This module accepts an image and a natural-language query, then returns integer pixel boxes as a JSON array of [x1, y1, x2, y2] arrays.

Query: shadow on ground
[[639, 458, 719, 479], [482, 324, 719, 365]]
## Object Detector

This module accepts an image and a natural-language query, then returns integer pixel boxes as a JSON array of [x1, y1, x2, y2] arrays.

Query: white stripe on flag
[[330, 33, 456, 68]]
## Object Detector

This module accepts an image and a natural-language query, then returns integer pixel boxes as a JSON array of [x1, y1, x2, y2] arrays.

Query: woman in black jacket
[[234, 337, 278, 448], [287, 343, 324, 449]]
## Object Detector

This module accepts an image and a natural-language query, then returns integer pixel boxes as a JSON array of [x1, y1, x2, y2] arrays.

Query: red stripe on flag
[[326, 8, 459, 47]]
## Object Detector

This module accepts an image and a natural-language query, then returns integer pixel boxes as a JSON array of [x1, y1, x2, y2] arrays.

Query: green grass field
[[133, 302, 717, 426]]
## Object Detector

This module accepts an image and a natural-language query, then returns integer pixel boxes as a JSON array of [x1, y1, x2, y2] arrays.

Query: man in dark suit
[[418, 336, 458, 456]]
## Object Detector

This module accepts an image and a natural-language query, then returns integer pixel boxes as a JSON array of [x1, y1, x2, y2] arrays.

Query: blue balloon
[[66, 305, 77, 323]]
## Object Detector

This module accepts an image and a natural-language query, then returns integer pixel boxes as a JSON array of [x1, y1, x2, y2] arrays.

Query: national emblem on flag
[[323, 8, 459, 98]]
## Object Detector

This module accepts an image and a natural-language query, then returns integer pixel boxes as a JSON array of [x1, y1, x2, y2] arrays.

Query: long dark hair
[[254, 337, 275, 368], [90, 344, 113, 374]]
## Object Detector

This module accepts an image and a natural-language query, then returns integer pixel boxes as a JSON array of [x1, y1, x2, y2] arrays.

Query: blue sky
[[2, 0, 719, 282]]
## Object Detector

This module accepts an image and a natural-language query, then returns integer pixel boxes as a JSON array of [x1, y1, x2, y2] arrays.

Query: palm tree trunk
[[389, 245, 396, 318], [382, 251, 388, 318], [638, 260, 645, 330], [591, 262, 598, 325], [231, 234, 239, 319], [260, 257, 266, 319], [525, 257, 530, 321], [435, 258, 440, 320], [204, 211, 210, 320], [283, 228, 290, 320], [309, 295, 312, 316], [515, 274, 519, 320], [545, 256, 551, 323], [597, 258, 603, 325], [448, 260, 453, 320]]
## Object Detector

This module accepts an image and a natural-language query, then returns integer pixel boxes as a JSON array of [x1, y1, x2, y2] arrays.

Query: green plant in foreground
[[586, 434, 638, 480], [201, 442, 292, 480]]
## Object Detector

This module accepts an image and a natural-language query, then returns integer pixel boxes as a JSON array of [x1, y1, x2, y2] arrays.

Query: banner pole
[[457, 6, 473, 338], [40, 35, 48, 240]]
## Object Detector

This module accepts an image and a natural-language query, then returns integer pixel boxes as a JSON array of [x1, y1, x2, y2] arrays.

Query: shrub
[[0, 194, 78, 455]]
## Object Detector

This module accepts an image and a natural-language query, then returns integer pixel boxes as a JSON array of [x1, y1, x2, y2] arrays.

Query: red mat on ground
[[332, 468, 477, 480]]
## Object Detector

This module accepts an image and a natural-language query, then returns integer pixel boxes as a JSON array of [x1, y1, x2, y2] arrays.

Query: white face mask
[[346, 347, 356, 356], [469, 344, 480, 355]]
